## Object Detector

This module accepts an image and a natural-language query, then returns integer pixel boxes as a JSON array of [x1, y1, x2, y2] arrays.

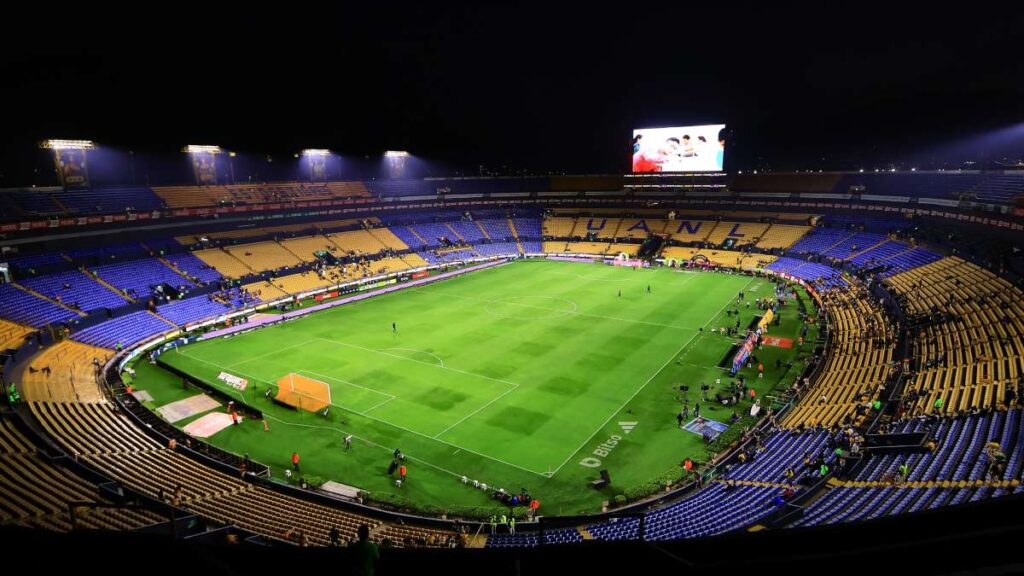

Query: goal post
[[275, 373, 332, 413]]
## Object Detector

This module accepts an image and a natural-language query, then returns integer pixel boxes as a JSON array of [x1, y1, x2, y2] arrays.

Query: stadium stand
[[781, 286, 894, 429], [70, 311, 175, 349], [19, 270, 129, 312], [0, 284, 81, 327], [21, 340, 112, 403], [885, 257, 1024, 415], [0, 416, 164, 531]]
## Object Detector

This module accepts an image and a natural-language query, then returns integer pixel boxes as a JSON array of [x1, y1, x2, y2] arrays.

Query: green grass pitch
[[140, 259, 814, 515]]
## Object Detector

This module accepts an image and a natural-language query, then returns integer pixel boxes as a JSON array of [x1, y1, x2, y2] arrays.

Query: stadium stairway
[[443, 222, 467, 243], [508, 218, 526, 253], [86, 269, 135, 300], [157, 257, 198, 283], [405, 226, 429, 246], [474, 221, 492, 240], [9, 282, 88, 318], [845, 237, 892, 262]]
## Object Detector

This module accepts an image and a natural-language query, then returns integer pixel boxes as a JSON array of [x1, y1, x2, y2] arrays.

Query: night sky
[[2, 2, 1022, 185]]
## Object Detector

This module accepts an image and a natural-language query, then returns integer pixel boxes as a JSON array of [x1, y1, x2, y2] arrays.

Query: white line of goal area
[[173, 343, 547, 478], [545, 276, 759, 477]]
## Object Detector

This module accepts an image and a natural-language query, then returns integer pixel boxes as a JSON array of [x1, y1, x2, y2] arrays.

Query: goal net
[[275, 373, 332, 413]]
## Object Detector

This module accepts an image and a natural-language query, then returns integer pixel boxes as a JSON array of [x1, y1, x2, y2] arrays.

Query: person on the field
[[399, 464, 407, 484], [392, 322, 397, 333], [647, 285, 651, 294], [291, 452, 300, 472], [344, 434, 353, 451], [676, 411, 685, 428]]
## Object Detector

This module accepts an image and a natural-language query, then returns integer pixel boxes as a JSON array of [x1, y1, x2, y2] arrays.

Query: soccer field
[[148, 259, 813, 515]]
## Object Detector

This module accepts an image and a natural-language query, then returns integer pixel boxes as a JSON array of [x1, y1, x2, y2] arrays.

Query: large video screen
[[631, 124, 726, 173]]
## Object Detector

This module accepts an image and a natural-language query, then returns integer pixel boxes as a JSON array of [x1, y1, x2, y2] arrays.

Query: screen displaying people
[[631, 124, 726, 172]]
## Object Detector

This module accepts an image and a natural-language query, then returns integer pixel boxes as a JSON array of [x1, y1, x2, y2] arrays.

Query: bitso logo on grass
[[579, 423, 637, 469]]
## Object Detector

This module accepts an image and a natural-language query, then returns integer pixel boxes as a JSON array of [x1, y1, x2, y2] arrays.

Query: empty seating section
[[848, 240, 912, 268], [20, 270, 128, 312], [782, 287, 894, 429], [367, 227, 412, 252], [968, 173, 1024, 203], [92, 259, 194, 299], [409, 222, 462, 247], [22, 340, 112, 403], [468, 242, 522, 257], [512, 217, 542, 239], [795, 409, 1023, 527], [157, 297, 235, 327], [789, 229, 855, 254], [478, 218, 514, 240], [6, 252, 68, 270], [51, 188, 163, 214], [666, 220, 716, 243], [67, 242, 149, 266], [558, 242, 611, 255], [163, 253, 223, 284], [578, 218, 622, 239], [269, 270, 343, 295], [27, 401, 396, 547], [885, 257, 1024, 414], [0, 417, 163, 531], [447, 221, 487, 243], [278, 235, 336, 262], [192, 248, 253, 279], [389, 226, 429, 249], [583, 430, 828, 542], [242, 279, 289, 301], [616, 218, 667, 239], [225, 242, 304, 273], [542, 217, 578, 237], [820, 232, 888, 260], [880, 248, 942, 277], [153, 182, 371, 209], [327, 230, 390, 255], [765, 258, 847, 289], [0, 284, 79, 327], [0, 319, 33, 351], [754, 225, 812, 250], [70, 311, 173, 349], [704, 222, 770, 247]]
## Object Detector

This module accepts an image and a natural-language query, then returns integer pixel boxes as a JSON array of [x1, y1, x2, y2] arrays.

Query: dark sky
[[2, 2, 1023, 185]]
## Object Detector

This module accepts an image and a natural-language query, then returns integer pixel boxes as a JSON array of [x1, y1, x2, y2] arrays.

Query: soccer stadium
[[2, 5, 1023, 574]]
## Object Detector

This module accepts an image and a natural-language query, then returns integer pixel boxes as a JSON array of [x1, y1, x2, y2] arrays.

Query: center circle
[[484, 296, 578, 320]]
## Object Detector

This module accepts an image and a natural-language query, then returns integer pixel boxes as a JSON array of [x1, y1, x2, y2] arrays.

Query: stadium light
[[41, 139, 94, 150], [302, 149, 330, 156], [184, 145, 222, 154], [385, 150, 409, 157]]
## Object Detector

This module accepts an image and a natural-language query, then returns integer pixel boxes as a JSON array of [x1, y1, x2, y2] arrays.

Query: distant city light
[[385, 150, 409, 157], [42, 139, 94, 150], [184, 145, 222, 154], [302, 149, 330, 156]]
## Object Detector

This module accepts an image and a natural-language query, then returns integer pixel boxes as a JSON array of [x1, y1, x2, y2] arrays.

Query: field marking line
[[255, 412, 466, 480], [375, 347, 445, 368], [361, 397, 396, 415], [175, 349, 551, 477], [430, 291, 700, 332], [221, 338, 320, 370], [297, 369, 396, 401], [305, 339, 520, 442], [431, 380, 519, 439], [546, 276, 759, 477], [314, 336, 524, 391]]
